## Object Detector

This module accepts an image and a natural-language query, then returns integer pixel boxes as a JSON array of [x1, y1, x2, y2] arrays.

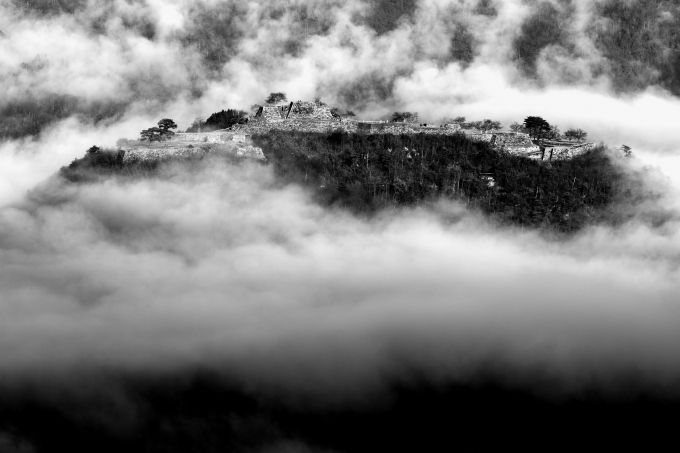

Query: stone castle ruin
[[254, 100, 335, 122], [242, 99, 592, 160], [122, 99, 594, 162]]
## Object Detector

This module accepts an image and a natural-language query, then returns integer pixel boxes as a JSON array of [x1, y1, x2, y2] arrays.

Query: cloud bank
[[2, 0, 680, 450], [2, 0, 680, 147], [0, 0, 679, 392], [1, 156, 680, 395]]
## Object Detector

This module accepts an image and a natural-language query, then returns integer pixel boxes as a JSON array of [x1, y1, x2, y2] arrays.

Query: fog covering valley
[[3, 1, 680, 451]]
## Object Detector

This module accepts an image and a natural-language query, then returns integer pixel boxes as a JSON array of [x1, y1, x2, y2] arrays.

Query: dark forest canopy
[[0, 94, 127, 140], [186, 109, 249, 132], [592, 0, 680, 95], [253, 131, 623, 232]]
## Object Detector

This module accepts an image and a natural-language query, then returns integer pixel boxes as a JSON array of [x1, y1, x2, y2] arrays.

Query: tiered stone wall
[[241, 118, 349, 134], [288, 101, 334, 120], [121, 144, 212, 162], [237, 119, 547, 156], [256, 104, 289, 122], [120, 140, 265, 163], [245, 118, 488, 138], [545, 142, 597, 161], [175, 132, 234, 144], [491, 133, 541, 155]]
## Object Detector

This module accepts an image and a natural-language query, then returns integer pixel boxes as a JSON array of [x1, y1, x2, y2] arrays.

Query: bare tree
[[564, 128, 588, 142]]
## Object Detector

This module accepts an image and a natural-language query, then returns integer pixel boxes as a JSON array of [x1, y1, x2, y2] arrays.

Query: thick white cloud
[[0, 155, 679, 399], [0, 115, 156, 207], [1, 0, 680, 400], [1, 0, 677, 151]]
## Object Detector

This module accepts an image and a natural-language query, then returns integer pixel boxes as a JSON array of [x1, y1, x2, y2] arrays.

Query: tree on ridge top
[[158, 118, 178, 132], [564, 128, 588, 142], [140, 118, 177, 142], [523, 116, 551, 141], [392, 112, 418, 122]]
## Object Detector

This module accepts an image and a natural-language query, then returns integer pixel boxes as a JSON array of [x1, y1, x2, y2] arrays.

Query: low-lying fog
[[2, 0, 680, 403]]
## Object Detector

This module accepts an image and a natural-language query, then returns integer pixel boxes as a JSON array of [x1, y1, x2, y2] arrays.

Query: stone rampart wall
[[165, 119, 590, 162], [121, 141, 265, 162], [243, 119, 485, 137], [492, 133, 542, 155], [121, 145, 211, 162], [175, 132, 233, 144], [546, 143, 597, 161]]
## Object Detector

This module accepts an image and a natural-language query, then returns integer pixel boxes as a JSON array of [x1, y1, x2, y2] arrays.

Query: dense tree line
[[186, 109, 248, 132], [60, 144, 242, 183], [253, 131, 624, 232], [0, 94, 126, 139], [593, 0, 680, 95], [61, 148, 152, 182]]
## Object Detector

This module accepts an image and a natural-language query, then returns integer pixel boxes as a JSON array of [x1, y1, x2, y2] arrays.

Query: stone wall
[[175, 132, 233, 144], [545, 142, 597, 161], [491, 132, 542, 155], [120, 140, 265, 163], [121, 144, 212, 162], [237, 119, 549, 156], [288, 101, 334, 121], [254, 101, 335, 123], [256, 104, 290, 122], [245, 119, 484, 137], [251, 118, 348, 134]]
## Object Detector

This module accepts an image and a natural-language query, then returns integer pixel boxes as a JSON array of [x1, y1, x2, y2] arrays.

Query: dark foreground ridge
[[63, 130, 629, 233], [2, 369, 680, 453]]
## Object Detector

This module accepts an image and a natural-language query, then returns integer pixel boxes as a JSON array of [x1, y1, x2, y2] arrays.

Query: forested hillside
[[62, 131, 629, 233], [253, 131, 623, 232], [592, 0, 680, 95]]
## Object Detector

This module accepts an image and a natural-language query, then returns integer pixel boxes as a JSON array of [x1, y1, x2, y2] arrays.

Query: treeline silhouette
[[594, 0, 680, 95], [254, 131, 622, 232], [0, 94, 126, 139], [61, 147, 175, 181], [186, 109, 248, 133]]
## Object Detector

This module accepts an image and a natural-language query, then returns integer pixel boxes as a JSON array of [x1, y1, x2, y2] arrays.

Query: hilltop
[[61, 106, 626, 233], [59, 94, 634, 232], [84, 98, 599, 201], [117, 98, 595, 164]]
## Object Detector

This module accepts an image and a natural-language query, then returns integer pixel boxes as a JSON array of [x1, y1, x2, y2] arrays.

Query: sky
[[2, 0, 680, 451]]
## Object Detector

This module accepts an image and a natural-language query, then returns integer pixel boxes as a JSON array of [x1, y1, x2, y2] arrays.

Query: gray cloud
[[5, 1, 680, 450], [1, 0, 680, 411], [2, 0, 680, 143]]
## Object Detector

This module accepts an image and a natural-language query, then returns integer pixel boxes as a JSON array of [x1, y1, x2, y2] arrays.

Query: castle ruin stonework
[[123, 100, 593, 162]]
